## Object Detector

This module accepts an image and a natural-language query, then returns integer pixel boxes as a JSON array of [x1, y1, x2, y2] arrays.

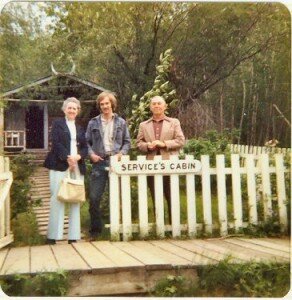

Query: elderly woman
[[44, 97, 88, 244]]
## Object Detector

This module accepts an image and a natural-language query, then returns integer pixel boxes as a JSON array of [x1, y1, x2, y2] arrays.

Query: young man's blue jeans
[[89, 160, 110, 236]]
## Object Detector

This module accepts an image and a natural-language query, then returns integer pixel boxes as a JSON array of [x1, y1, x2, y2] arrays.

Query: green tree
[[129, 49, 178, 138], [0, 2, 290, 146]]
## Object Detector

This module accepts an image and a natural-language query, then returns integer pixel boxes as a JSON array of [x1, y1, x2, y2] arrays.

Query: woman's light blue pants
[[47, 170, 83, 240]]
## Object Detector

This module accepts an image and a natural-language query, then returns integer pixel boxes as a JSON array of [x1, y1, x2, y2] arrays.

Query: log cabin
[[0, 68, 107, 157]]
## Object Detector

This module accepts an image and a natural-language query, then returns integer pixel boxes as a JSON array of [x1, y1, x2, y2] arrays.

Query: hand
[[67, 155, 81, 164], [115, 153, 123, 161], [68, 164, 76, 171], [67, 155, 77, 171], [147, 142, 156, 150], [90, 153, 104, 163], [151, 140, 166, 148]]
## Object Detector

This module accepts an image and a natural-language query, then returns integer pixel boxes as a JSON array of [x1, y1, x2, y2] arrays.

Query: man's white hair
[[150, 96, 166, 104]]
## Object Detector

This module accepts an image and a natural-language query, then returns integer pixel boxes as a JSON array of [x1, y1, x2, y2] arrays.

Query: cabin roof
[[2, 73, 107, 97]]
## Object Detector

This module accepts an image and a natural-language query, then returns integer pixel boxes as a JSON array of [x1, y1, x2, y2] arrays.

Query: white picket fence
[[229, 143, 291, 155], [108, 153, 290, 241], [0, 156, 13, 249]]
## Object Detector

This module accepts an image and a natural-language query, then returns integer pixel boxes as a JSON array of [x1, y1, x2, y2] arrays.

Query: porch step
[[29, 167, 69, 237]]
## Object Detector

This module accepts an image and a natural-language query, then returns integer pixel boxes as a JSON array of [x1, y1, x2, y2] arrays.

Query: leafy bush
[[11, 211, 44, 246], [197, 259, 290, 297], [150, 275, 197, 297], [150, 260, 290, 297], [10, 154, 36, 218], [1, 270, 69, 296], [183, 129, 240, 166]]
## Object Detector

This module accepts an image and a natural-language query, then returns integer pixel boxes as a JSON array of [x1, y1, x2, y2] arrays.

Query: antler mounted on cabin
[[50, 60, 76, 76]]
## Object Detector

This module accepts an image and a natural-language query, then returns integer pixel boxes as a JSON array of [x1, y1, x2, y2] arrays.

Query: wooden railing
[[4, 130, 26, 149], [109, 154, 290, 241], [0, 156, 13, 248]]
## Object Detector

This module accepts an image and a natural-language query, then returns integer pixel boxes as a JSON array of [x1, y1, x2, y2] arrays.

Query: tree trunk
[[239, 80, 246, 144], [219, 83, 224, 133]]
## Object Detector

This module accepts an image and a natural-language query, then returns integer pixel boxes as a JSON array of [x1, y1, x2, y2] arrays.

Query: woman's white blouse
[[66, 119, 77, 156]]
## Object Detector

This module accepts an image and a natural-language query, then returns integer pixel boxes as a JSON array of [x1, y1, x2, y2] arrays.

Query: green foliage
[[1, 270, 69, 296], [10, 154, 36, 218], [150, 260, 290, 297], [197, 259, 290, 297], [129, 48, 178, 138], [1, 2, 290, 146], [11, 211, 44, 246], [150, 275, 197, 297], [183, 129, 240, 166]]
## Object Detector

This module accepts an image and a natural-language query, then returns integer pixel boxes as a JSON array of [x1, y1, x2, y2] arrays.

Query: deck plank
[[130, 241, 191, 266], [203, 239, 269, 262], [224, 238, 289, 262], [187, 239, 252, 262], [51, 244, 90, 271], [0, 247, 30, 275], [169, 239, 240, 263], [261, 237, 290, 246], [72, 242, 117, 270], [30, 245, 59, 273], [0, 248, 8, 272], [150, 240, 216, 265], [92, 241, 144, 268], [114, 241, 170, 268], [237, 238, 290, 255], [210, 239, 278, 262]]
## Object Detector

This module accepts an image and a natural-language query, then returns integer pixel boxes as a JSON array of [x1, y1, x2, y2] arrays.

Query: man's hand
[[147, 142, 156, 150], [147, 140, 166, 150], [115, 153, 123, 161], [90, 153, 104, 163]]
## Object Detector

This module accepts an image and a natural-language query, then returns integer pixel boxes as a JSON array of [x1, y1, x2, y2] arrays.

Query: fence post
[[258, 154, 272, 220], [216, 155, 228, 236], [153, 156, 165, 238], [0, 156, 4, 238], [169, 155, 181, 238], [137, 156, 149, 238], [201, 155, 212, 234], [109, 155, 120, 241], [246, 154, 258, 225], [274, 154, 288, 232], [186, 155, 197, 237], [231, 154, 243, 231], [0, 109, 4, 153], [120, 155, 132, 241], [4, 157, 11, 236]]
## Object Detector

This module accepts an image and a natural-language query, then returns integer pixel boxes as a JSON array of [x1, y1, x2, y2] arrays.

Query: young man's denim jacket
[[86, 113, 131, 159]]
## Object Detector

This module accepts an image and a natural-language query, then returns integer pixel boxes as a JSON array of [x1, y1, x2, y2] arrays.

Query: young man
[[136, 96, 185, 222], [86, 91, 131, 239]]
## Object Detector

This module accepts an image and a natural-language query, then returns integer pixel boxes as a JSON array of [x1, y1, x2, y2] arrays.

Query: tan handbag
[[57, 171, 86, 203]]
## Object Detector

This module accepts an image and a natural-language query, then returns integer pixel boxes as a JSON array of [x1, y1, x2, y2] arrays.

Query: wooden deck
[[0, 237, 290, 296]]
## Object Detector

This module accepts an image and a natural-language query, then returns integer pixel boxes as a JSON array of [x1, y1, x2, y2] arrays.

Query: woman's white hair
[[62, 97, 81, 111]]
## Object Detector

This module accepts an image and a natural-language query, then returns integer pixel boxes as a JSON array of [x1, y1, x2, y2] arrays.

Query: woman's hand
[[67, 155, 81, 170]]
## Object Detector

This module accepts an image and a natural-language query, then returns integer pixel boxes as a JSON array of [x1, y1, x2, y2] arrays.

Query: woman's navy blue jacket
[[44, 118, 88, 175]]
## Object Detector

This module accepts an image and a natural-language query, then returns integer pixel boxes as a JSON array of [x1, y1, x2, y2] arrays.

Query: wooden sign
[[110, 156, 202, 175]]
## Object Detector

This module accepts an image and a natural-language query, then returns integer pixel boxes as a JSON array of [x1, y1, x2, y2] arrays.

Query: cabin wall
[[4, 104, 25, 130]]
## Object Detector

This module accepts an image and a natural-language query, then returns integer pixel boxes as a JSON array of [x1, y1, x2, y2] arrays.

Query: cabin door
[[25, 105, 44, 149]]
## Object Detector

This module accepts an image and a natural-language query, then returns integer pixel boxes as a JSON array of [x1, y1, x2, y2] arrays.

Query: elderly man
[[136, 96, 185, 223], [86, 91, 131, 239]]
